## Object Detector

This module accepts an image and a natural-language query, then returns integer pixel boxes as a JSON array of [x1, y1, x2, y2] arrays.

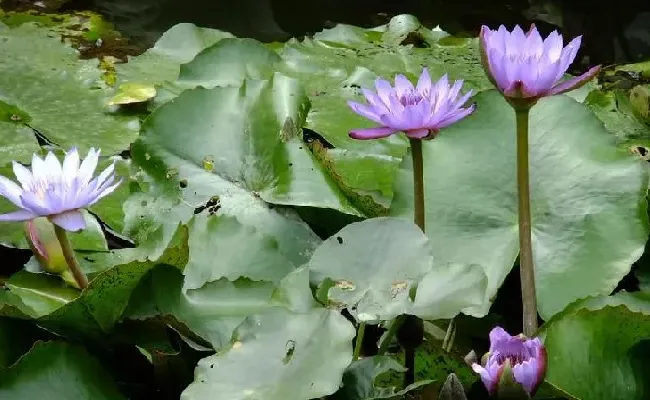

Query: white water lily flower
[[0, 148, 120, 231]]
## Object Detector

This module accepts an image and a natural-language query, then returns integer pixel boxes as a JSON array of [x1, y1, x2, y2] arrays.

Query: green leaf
[[183, 213, 294, 290], [541, 292, 650, 400], [332, 356, 431, 399], [115, 22, 233, 87], [0, 318, 48, 368], [125, 265, 279, 349], [308, 217, 431, 321], [180, 307, 355, 400], [308, 217, 487, 321], [0, 341, 125, 399], [123, 75, 337, 265], [177, 38, 281, 87], [2, 226, 189, 338], [585, 88, 650, 149], [0, 123, 39, 167], [390, 91, 649, 319], [0, 23, 139, 154]]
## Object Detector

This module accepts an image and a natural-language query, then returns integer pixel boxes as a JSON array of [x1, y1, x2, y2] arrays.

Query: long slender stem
[[409, 138, 425, 232], [377, 315, 406, 355], [53, 225, 88, 290], [396, 138, 427, 387], [515, 109, 538, 337], [442, 318, 456, 352], [353, 322, 366, 361]]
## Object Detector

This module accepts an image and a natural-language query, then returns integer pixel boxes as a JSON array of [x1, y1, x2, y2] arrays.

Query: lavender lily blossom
[[471, 327, 546, 396], [479, 24, 600, 100], [0, 148, 120, 232], [347, 68, 475, 140]]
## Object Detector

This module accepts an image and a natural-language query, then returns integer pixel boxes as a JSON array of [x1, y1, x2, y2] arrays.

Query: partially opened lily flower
[[347, 68, 475, 140], [479, 24, 600, 101], [0, 148, 120, 232], [471, 327, 546, 396]]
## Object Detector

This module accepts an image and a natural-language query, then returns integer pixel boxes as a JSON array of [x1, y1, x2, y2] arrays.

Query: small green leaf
[[331, 356, 431, 399], [0, 341, 125, 399], [108, 82, 157, 105]]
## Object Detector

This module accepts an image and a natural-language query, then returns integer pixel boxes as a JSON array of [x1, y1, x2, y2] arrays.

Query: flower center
[[30, 179, 61, 201], [399, 90, 425, 106], [495, 352, 528, 366]]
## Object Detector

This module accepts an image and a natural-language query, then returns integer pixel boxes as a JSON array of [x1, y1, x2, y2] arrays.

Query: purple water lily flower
[[0, 148, 120, 232], [347, 68, 475, 140], [479, 24, 600, 100], [471, 327, 546, 396]]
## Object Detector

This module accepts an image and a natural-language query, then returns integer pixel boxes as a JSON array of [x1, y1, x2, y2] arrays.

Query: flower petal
[[12, 162, 34, 188], [394, 74, 414, 99], [347, 100, 383, 124], [548, 65, 601, 96], [49, 210, 86, 232], [349, 127, 396, 140], [62, 147, 80, 184], [405, 128, 430, 139], [416, 68, 432, 95], [0, 176, 24, 207], [0, 209, 37, 222], [78, 148, 100, 185]]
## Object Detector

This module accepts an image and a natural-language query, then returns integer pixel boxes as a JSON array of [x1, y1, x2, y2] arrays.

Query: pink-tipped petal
[[349, 127, 396, 140], [548, 65, 601, 96], [0, 209, 37, 222], [49, 210, 86, 232]]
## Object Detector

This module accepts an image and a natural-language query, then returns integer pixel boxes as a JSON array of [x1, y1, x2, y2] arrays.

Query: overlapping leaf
[[541, 292, 650, 400], [308, 218, 487, 322], [0, 23, 139, 154]]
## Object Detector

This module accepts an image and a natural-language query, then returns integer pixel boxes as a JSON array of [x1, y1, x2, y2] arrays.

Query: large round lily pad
[[390, 90, 649, 319]]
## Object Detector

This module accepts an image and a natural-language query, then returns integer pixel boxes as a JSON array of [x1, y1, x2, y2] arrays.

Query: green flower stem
[[442, 318, 456, 352], [353, 322, 366, 361], [409, 138, 426, 232], [515, 108, 538, 337], [53, 225, 89, 290], [377, 315, 406, 355]]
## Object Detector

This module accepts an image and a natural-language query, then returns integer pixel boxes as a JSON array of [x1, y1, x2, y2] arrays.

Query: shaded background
[[5, 0, 650, 69]]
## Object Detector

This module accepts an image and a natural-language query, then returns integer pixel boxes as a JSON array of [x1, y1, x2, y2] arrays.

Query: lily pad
[[0, 341, 125, 399], [0, 23, 139, 154], [115, 22, 233, 88], [390, 91, 649, 319], [308, 217, 487, 322], [541, 292, 650, 400], [180, 307, 355, 400]]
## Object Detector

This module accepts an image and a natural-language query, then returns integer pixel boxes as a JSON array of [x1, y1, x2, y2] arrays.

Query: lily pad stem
[[53, 225, 88, 290], [353, 322, 366, 361], [377, 316, 406, 355], [515, 108, 538, 336]]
